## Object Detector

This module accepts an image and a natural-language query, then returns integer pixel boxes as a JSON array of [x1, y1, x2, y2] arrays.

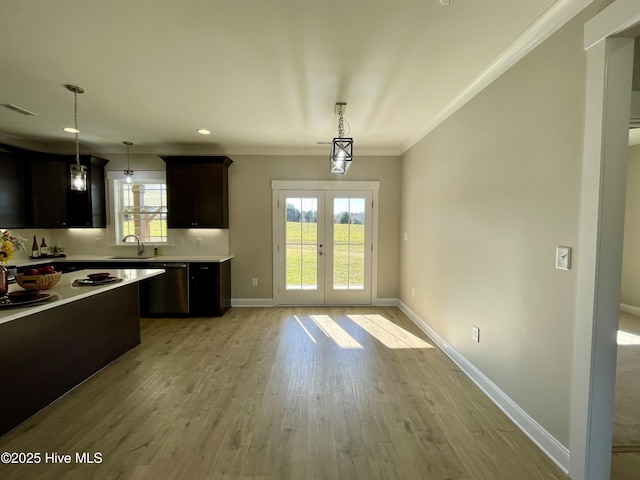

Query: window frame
[[107, 170, 168, 245]]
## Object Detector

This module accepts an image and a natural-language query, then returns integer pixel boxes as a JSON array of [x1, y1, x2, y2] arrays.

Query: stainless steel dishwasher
[[140, 263, 189, 315]]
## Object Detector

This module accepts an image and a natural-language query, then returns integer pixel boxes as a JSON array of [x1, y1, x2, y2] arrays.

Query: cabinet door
[[166, 162, 197, 227], [194, 163, 229, 228], [0, 149, 29, 228], [30, 155, 69, 228], [89, 156, 108, 227], [189, 263, 220, 316]]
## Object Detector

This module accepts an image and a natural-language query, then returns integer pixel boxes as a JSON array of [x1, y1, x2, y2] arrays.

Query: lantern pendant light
[[330, 102, 353, 175], [66, 84, 87, 191], [123, 141, 134, 183]]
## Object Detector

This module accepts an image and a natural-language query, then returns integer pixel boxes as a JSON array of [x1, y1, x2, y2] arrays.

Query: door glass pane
[[333, 197, 365, 290], [285, 197, 318, 290]]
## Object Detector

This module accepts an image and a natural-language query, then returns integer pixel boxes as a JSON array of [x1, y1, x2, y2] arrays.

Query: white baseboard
[[231, 298, 398, 307], [397, 300, 570, 474], [620, 302, 640, 317], [373, 297, 399, 306], [231, 298, 274, 307]]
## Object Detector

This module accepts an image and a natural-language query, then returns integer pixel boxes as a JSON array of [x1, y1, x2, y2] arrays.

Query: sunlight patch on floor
[[294, 315, 316, 343], [617, 330, 640, 345], [310, 315, 364, 349], [348, 314, 433, 349], [295, 312, 433, 350]]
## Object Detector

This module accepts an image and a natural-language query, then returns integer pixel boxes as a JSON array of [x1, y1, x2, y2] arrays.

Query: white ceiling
[[0, 0, 596, 156]]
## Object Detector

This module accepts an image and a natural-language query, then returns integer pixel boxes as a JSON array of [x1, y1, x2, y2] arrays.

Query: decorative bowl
[[7, 290, 42, 302], [15, 271, 62, 290], [87, 272, 111, 281]]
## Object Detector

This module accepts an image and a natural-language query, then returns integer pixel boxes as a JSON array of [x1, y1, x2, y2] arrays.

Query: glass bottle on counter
[[40, 238, 48, 256], [31, 235, 39, 258], [0, 266, 8, 297]]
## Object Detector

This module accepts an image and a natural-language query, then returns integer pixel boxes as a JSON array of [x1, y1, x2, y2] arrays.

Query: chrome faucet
[[122, 234, 145, 256]]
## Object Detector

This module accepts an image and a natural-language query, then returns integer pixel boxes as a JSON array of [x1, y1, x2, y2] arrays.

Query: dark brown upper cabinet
[[0, 145, 29, 228], [29, 154, 69, 228], [29, 153, 108, 228], [162, 156, 232, 228]]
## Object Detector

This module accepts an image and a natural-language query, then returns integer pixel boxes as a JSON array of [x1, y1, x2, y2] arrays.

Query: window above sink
[[108, 171, 167, 246]]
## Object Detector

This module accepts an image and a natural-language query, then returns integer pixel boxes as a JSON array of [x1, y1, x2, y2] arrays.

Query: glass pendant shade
[[330, 137, 353, 175], [70, 163, 87, 191]]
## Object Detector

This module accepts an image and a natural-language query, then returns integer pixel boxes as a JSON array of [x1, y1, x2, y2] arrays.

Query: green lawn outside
[[122, 216, 167, 242], [286, 221, 365, 289]]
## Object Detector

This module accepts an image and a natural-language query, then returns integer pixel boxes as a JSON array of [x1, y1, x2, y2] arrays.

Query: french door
[[273, 182, 376, 305]]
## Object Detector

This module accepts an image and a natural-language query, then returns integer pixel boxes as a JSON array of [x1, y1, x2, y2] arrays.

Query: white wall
[[228, 154, 401, 300], [621, 144, 640, 307], [398, 2, 611, 449]]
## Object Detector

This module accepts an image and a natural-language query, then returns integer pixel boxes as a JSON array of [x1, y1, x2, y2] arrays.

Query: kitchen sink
[[107, 255, 155, 260]]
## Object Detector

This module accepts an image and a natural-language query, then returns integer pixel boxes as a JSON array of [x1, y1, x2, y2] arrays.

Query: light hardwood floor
[[0, 307, 567, 480], [611, 311, 640, 480]]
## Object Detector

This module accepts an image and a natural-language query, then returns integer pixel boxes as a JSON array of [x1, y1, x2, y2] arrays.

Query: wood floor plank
[[0, 306, 568, 480]]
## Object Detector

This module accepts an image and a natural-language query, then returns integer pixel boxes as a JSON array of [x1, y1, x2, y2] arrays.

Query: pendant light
[[123, 141, 134, 183], [66, 84, 87, 191], [330, 102, 353, 175]]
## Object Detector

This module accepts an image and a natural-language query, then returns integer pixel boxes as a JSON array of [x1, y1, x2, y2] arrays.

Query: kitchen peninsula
[[0, 268, 164, 435]]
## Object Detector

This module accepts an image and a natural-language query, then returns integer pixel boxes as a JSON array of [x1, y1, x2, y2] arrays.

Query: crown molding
[[399, 0, 594, 154], [0, 133, 401, 158]]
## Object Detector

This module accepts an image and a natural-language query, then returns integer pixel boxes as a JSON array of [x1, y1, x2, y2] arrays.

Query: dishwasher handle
[[150, 263, 188, 269]]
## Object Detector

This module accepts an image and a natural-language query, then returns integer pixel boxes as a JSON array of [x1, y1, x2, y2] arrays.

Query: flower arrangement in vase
[[1, 230, 27, 264]]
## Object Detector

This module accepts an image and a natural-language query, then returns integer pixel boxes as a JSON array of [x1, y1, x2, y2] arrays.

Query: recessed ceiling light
[[3, 104, 37, 116], [63, 127, 79, 133], [196, 128, 211, 135]]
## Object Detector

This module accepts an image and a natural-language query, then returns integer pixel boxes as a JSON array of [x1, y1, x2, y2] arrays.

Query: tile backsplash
[[3, 227, 229, 263]]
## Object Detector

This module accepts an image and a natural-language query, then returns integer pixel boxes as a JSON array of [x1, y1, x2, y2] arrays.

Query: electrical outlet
[[251, 277, 258, 287], [411, 287, 415, 297], [196, 238, 202, 248], [472, 326, 480, 343]]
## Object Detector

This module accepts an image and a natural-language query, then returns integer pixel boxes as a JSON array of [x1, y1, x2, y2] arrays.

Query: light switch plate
[[556, 246, 571, 270]]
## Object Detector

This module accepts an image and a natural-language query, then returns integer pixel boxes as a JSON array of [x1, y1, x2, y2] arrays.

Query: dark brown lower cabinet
[[189, 261, 231, 316], [0, 284, 140, 435]]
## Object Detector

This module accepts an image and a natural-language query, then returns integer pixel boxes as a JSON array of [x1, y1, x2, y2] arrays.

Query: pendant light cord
[[73, 90, 80, 165]]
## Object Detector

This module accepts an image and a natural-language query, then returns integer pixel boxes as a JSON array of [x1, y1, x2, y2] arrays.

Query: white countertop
[[0, 268, 164, 325], [8, 254, 233, 268]]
